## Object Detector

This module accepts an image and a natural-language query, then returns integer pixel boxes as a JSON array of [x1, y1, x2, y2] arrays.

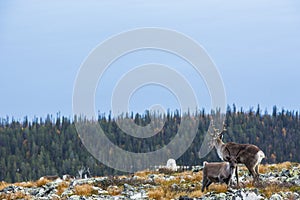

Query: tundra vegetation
[[0, 162, 299, 199]]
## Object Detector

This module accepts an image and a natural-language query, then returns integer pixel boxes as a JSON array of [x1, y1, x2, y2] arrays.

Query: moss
[[290, 185, 300, 193]]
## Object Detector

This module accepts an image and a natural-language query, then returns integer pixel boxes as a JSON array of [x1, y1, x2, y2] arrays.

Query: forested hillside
[[0, 105, 299, 182]]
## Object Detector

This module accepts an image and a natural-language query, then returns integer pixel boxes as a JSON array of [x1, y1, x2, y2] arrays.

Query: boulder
[[270, 193, 283, 200], [166, 158, 177, 171]]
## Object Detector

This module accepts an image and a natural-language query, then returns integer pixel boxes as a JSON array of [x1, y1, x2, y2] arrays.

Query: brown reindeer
[[212, 125, 265, 186], [202, 155, 237, 192]]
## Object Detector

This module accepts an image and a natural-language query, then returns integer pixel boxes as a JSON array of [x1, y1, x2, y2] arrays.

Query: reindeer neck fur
[[215, 137, 226, 161]]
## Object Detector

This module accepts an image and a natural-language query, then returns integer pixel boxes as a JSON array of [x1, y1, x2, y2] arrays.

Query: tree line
[[0, 105, 299, 182]]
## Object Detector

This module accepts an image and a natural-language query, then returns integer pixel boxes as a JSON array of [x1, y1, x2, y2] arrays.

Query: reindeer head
[[224, 147, 237, 168], [198, 114, 226, 158], [209, 120, 227, 147], [218, 127, 227, 140], [226, 156, 238, 169]]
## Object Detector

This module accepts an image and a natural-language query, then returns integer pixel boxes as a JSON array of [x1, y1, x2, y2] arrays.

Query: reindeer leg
[[255, 164, 259, 174], [248, 166, 257, 184], [234, 165, 239, 188], [206, 180, 212, 191], [202, 177, 208, 192], [255, 164, 261, 183], [244, 162, 257, 185]]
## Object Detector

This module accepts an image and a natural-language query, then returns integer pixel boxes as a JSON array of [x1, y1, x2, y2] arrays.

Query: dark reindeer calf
[[201, 156, 237, 192]]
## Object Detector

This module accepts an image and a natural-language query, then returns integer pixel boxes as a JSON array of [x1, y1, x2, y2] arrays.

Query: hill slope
[[1, 162, 299, 199]]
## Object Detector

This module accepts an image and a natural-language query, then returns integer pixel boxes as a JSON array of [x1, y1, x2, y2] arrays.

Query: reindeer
[[212, 125, 265, 186], [202, 155, 237, 192]]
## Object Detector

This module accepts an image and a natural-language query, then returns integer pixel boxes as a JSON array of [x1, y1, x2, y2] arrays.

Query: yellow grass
[[118, 175, 128, 180], [56, 181, 69, 196], [146, 170, 205, 199], [107, 185, 122, 196], [173, 170, 203, 182], [35, 178, 52, 187], [0, 181, 11, 190], [258, 161, 297, 174], [257, 164, 270, 174], [260, 184, 289, 198], [154, 175, 180, 186], [238, 165, 248, 172], [236, 162, 293, 175], [15, 181, 35, 188], [0, 191, 31, 200], [290, 185, 300, 193], [135, 170, 153, 178], [243, 181, 255, 188], [74, 184, 95, 196], [148, 184, 184, 199], [148, 185, 204, 199], [206, 184, 228, 193], [148, 186, 165, 199], [2, 178, 52, 190], [166, 191, 188, 199], [189, 190, 204, 198], [190, 171, 203, 182], [272, 161, 293, 170]]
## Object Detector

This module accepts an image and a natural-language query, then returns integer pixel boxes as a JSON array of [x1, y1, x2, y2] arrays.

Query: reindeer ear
[[219, 133, 223, 140]]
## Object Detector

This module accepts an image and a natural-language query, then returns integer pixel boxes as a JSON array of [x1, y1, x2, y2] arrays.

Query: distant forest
[[0, 105, 299, 182]]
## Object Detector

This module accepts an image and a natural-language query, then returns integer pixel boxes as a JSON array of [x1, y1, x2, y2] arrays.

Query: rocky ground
[[0, 162, 300, 200]]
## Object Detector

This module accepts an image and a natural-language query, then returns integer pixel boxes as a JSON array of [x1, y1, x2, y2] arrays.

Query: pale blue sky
[[1, 0, 300, 120]]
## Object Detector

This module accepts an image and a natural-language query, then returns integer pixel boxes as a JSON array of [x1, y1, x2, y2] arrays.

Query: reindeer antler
[[222, 123, 227, 131]]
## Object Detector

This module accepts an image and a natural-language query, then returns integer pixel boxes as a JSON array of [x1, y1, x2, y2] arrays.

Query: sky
[[0, 0, 300, 120]]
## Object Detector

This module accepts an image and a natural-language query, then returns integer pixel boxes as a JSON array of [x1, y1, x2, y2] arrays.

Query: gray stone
[[246, 191, 264, 200], [171, 183, 179, 191], [293, 192, 300, 199], [165, 175, 175, 181], [234, 189, 245, 199], [123, 183, 135, 191], [61, 188, 74, 197], [291, 167, 300, 176], [69, 195, 83, 200], [147, 174, 158, 180], [132, 175, 140, 181], [251, 188, 259, 195], [293, 178, 300, 186], [49, 193, 60, 199], [281, 168, 291, 177], [0, 185, 18, 193], [192, 165, 203, 172], [270, 193, 283, 200], [130, 191, 148, 199], [215, 192, 226, 199], [179, 196, 193, 200]]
